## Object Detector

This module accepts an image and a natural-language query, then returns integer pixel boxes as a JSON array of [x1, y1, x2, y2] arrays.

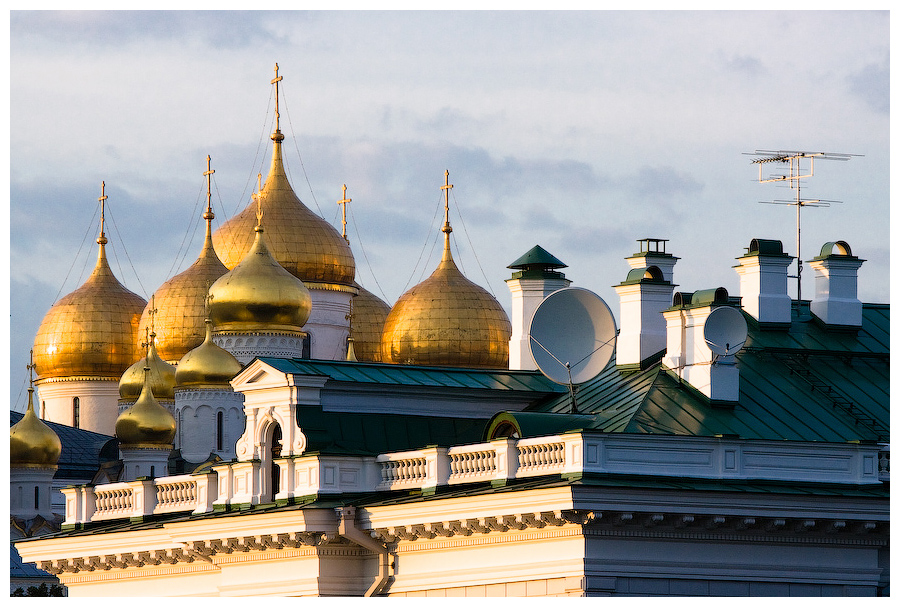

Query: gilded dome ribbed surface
[[115, 368, 176, 447], [351, 283, 391, 362], [381, 249, 511, 369], [118, 336, 176, 400], [208, 224, 312, 333], [33, 243, 147, 379], [138, 224, 228, 363], [212, 134, 356, 286], [10, 390, 62, 467], [175, 320, 242, 388]]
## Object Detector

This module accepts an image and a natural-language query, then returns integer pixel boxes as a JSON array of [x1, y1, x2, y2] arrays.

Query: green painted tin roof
[[257, 358, 567, 394], [529, 302, 889, 443], [507, 245, 567, 270]]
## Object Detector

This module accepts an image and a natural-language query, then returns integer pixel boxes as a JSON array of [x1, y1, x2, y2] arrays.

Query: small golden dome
[[138, 210, 228, 363], [115, 366, 176, 447], [11, 388, 62, 467], [175, 319, 243, 388], [382, 174, 511, 369], [208, 222, 312, 333], [212, 132, 356, 286], [33, 227, 146, 379], [118, 333, 176, 400], [351, 283, 391, 362]]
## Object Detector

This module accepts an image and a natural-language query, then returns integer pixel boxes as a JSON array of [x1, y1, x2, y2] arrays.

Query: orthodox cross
[[272, 63, 283, 132], [203, 155, 215, 221], [441, 170, 453, 236], [27, 349, 36, 390], [97, 181, 109, 246], [337, 184, 351, 243]]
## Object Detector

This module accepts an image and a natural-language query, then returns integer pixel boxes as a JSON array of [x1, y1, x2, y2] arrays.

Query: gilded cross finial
[[142, 326, 151, 360], [256, 173, 264, 227], [203, 155, 215, 221], [97, 181, 109, 246], [271, 63, 283, 134], [27, 349, 36, 390], [440, 170, 453, 235], [337, 184, 351, 242]]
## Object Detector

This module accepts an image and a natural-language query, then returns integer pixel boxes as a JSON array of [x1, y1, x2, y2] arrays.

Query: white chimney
[[614, 239, 677, 369], [506, 246, 571, 370], [808, 241, 865, 328], [734, 238, 793, 327], [662, 288, 743, 406]]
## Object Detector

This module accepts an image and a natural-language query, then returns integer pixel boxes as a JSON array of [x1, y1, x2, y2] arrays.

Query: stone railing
[[61, 434, 888, 526], [63, 473, 217, 527]]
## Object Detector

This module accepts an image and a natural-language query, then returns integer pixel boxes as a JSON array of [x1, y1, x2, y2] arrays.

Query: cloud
[[846, 56, 889, 114]]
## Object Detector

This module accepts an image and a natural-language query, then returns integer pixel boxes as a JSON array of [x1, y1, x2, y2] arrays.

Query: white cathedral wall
[[306, 287, 353, 361], [34, 379, 119, 435], [174, 389, 245, 462]]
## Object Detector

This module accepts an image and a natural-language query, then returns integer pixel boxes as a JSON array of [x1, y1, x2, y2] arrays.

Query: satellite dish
[[703, 306, 748, 357], [528, 287, 617, 386]]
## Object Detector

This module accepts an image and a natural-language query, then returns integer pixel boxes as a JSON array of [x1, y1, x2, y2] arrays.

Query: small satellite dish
[[528, 287, 617, 386], [703, 306, 748, 357]]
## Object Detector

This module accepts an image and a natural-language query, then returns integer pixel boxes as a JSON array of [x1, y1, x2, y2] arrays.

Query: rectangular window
[[73, 397, 80, 429]]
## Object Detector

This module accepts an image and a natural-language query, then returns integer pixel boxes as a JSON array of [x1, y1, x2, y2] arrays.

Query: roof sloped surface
[[529, 303, 889, 443]]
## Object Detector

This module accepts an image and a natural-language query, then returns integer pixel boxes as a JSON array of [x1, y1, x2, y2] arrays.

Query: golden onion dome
[[175, 319, 243, 388], [212, 130, 355, 286], [10, 387, 62, 467], [138, 196, 228, 363], [115, 366, 176, 447], [381, 178, 511, 369], [351, 283, 391, 362], [208, 220, 312, 333], [118, 333, 176, 400], [33, 219, 146, 380]]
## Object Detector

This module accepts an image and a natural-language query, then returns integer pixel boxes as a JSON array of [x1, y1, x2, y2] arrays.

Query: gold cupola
[[350, 284, 391, 362], [138, 156, 229, 363], [115, 365, 177, 448], [11, 357, 62, 467], [208, 199, 312, 333], [118, 324, 176, 401], [212, 65, 355, 287], [33, 183, 147, 380], [175, 318, 243, 388], [381, 172, 511, 368]]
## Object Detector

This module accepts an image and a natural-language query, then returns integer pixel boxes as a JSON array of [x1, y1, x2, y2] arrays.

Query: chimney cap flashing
[[741, 238, 792, 258], [507, 245, 567, 271], [619, 266, 670, 286], [812, 240, 863, 262]]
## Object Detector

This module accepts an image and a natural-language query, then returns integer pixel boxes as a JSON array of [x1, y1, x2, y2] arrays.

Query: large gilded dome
[[208, 221, 312, 333], [381, 208, 511, 368], [138, 202, 228, 363], [175, 319, 243, 388], [351, 283, 391, 362], [10, 387, 62, 467], [33, 230, 146, 379], [115, 367, 177, 448], [212, 130, 355, 286], [118, 334, 177, 401]]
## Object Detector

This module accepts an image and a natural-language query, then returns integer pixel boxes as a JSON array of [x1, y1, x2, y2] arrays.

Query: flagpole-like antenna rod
[[745, 149, 860, 305]]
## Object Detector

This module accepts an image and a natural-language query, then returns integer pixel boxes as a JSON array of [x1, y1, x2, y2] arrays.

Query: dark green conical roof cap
[[507, 245, 567, 270]]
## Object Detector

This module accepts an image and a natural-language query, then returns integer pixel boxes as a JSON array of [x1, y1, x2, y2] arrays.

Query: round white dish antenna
[[703, 306, 748, 356], [528, 287, 617, 385]]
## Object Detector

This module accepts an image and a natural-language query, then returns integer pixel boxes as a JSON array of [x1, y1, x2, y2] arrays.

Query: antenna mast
[[746, 149, 859, 304]]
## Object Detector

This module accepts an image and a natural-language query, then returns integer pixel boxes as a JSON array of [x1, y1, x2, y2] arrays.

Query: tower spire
[[338, 184, 351, 243], [440, 170, 454, 261], [98, 181, 109, 247], [26, 350, 37, 413], [271, 63, 284, 142], [256, 173, 264, 229]]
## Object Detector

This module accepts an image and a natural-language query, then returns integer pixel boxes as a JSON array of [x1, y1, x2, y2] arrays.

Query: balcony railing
[[61, 433, 888, 527]]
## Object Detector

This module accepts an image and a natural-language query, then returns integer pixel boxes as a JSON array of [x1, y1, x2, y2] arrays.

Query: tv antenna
[[745, 150, 860, 303]]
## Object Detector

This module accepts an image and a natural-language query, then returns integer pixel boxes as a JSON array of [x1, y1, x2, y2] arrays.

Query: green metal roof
[[528, 302, 889, 443], [257, 357, 567, 394], [506, 245, 567, 270]]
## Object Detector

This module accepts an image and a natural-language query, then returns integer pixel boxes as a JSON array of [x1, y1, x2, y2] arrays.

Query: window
[[216, 411, 224, 452], [73, 397, 80, 428], [34, 486, 39, 509], [270, 424, 282, 498]]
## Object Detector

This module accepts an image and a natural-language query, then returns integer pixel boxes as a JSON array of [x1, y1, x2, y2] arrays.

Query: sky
[[7, 9, 891, 412]]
